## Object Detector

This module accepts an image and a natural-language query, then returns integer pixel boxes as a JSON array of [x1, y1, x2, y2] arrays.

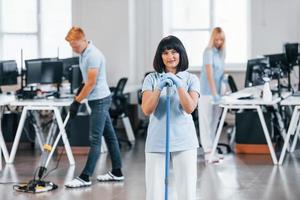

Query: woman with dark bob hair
[[141, 35, 200, 200]]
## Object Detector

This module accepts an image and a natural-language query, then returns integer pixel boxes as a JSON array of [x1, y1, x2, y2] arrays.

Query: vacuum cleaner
[[13, 113, 70, 193]]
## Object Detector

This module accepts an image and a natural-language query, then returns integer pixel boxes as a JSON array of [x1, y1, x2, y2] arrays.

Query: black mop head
[[14, 180, 58, 193]]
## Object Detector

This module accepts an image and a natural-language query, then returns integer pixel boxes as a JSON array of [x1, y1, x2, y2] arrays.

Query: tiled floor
[[1, 136, 300, 200]]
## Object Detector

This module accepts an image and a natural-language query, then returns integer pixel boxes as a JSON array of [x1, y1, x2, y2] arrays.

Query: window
[[164, 0, 249, 68], [0, 0, 72, 68]]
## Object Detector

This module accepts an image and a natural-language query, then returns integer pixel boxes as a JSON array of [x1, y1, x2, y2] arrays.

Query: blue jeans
[[82, 96, 122, 176]]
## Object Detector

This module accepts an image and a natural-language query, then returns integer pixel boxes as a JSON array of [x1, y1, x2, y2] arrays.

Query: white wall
[[135, 0, 163, 83], [72, 0, 300, 88], [72, 0, 136, 86], [72, 0, 163, 87], [251, 0, 300, 57]]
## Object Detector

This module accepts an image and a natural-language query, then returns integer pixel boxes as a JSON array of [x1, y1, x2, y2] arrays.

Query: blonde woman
[[199, 27, 226, 163]]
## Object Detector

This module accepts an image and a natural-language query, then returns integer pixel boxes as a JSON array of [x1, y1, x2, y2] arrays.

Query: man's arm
[[75, 68, 98, 102]]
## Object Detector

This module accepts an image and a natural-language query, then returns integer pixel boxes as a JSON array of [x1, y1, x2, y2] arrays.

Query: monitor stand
[[45, 84, 61, 98]]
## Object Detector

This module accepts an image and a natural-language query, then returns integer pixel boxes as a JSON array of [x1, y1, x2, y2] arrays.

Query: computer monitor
[[25, 58, 56, 85], [69, 65, 83, 94], [60, 57, 79, 78], [245, 58, 269, 87], [0, 60, 18, 86], [284, 43, 299, 67], [25, 60, 42, 85], [40, 61, 63, 84], [264, 53, 289, 72]]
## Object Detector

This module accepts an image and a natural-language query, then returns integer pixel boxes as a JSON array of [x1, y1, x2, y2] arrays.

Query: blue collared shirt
[[79, 41, 111, 100], [142, 71, 200, 153], [200, 47, 225, 95]]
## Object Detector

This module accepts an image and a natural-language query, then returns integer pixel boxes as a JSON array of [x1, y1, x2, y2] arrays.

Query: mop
[[14, 80, 84, 193], [13, 113, 70, 193], [164, 85, 171, 200]]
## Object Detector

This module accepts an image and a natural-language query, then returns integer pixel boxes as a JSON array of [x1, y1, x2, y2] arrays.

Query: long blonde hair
[[207, 27, 226, 56]]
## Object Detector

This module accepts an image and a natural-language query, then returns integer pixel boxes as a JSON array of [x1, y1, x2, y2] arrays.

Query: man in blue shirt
[[64, 26, 124, 188]]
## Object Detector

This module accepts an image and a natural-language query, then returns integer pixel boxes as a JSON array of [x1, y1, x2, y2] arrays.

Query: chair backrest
[[137, 71, 153, 105], [228, 75, 238, 93], [110, 77, 128, 118], [113, 78, 128, 97]]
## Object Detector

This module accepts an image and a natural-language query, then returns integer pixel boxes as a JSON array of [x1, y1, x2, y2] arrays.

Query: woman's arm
[[164, 73, 199, 114], [177, 89, 199, 114], [141, 90, 161, 116], [205, 64, 218, 96]]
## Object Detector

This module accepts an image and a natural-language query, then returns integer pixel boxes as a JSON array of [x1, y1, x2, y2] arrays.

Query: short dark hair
[[153, 35, 189, 73]]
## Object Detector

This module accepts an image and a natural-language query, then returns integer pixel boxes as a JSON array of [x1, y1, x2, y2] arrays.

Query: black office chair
[[109, 78, 135, 148], [221, 74, 239, 151], [228, 75, 238, 93], [135, 72, 153, 136], [110, 78, 129, 119]]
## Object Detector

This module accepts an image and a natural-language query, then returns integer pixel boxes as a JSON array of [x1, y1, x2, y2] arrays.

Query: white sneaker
[[204, 152, 220, 164], [65, 177, 92, 188], [97, 171, 124, 182]]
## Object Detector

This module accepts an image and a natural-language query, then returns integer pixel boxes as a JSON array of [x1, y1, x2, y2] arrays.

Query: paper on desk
[[222, 92, 254, 101]]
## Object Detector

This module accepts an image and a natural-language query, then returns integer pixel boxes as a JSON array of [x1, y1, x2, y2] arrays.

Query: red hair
[[65, 26, 86, 42]]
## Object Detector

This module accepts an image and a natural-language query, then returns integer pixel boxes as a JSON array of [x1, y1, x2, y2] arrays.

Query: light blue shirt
[[79, 41, 111, 100], [142, 71, 200, 153], [200, 47, 225, 95]]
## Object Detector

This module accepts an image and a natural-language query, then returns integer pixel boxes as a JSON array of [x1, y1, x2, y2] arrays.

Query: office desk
[[0, 95, 16, 164], [209, 92, 282, 164], [8, 98, 75, 166], [279, 96, 300, 165]]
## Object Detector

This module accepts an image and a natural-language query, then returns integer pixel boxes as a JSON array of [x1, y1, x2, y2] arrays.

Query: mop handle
[[164, 86, 171, 200]]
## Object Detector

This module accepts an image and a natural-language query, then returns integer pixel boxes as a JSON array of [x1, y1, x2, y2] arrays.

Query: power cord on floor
[[41, 148, 65, 180], [12, 148, 64, 193], [0, 148, 65, 188]]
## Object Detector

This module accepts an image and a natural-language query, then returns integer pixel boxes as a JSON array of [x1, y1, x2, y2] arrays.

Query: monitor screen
[[40, 61, 63, 84], [0, 60, 18, 86], [25, 58, 57, 85], [70, 65, 83, 93], [264, 53, 289, 72], [25, 60, 42, 85], [60, 57, 79, 78], [284, 43, 299, 66], [245, 58, 269, 87]]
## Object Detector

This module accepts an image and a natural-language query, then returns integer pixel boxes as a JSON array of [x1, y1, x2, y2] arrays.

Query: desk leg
[[257, 106, 278, 164], [8, 107, 28, 164], [291, 112, 300, 152], [274, 108, 289, 152], [0, 148, 1, 170], [0, 106, 10, 162], [279, 108, 300, 164], [122, 116, 135, 144], [31, 111, 46, 152], [209, 107, 228, 163], [45, 126, 63, 167], [49, 109, 74, 166]]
